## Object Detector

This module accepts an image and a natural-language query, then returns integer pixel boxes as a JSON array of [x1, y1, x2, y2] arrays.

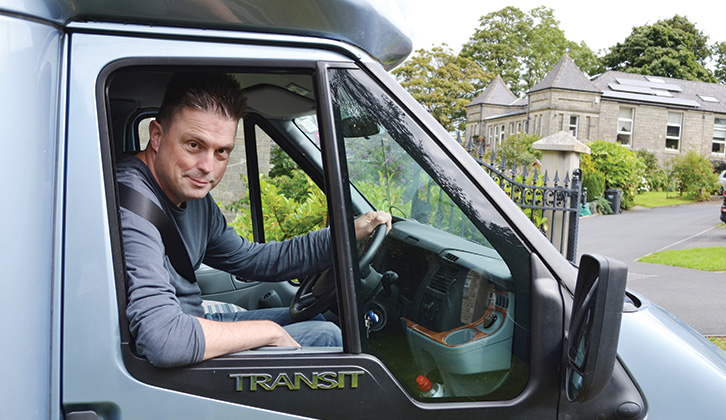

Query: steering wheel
[[289, 223, 388, 321]]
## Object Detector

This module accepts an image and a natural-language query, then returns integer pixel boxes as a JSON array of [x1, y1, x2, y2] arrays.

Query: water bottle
[[416, 375, 445, 398]]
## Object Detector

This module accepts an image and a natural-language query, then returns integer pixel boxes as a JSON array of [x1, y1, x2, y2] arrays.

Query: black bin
[[604, 188, 621, 214]]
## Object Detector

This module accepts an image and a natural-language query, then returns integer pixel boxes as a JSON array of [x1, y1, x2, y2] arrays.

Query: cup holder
[[444, 328, 478, 345]]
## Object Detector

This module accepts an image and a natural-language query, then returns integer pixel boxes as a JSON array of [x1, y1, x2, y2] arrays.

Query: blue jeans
[[204, 307, 342, 347]]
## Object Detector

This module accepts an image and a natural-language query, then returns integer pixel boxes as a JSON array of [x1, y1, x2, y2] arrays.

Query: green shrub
[[582, 170, 605, 201], [498, 133, 542, 168], [227, 175, 327, 242], [593, 195, 613, 215], [669, 151, 718, 201], [637, 149, 668, 191], [581, 140, 645, 210]]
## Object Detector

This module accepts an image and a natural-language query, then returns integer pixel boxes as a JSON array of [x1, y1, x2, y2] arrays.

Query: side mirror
[[565, 254, 628, 402]]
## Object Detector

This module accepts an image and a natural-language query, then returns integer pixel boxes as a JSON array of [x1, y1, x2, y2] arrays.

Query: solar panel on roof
[[616, 78, 682, 92], [603, 91, 699, 107], [646, 76, 666, 83], [653, 89, 673, 97], [608, 83, 653, 95]]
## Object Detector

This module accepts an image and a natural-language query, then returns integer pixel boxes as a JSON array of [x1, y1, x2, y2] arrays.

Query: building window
[[569, 115, 579, 137], [516, 121, 522, 133], [510, 122, 514, 135], [488, 126, 493, 146], [499, 124, 505, 142], [713, 117, 726, 154], [538, 115, 543, 136], [666, 112, 682, 150], [617, 107, 634, 146]]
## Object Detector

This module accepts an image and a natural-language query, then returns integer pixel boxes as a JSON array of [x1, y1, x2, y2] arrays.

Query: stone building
[[465, 54, 726, 163]]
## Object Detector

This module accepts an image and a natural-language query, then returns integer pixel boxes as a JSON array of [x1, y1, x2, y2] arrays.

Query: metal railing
[[466, 144, 584, 263]]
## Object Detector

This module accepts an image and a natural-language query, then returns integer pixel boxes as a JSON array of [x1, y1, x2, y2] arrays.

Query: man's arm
[[196, 318, 300, 360]]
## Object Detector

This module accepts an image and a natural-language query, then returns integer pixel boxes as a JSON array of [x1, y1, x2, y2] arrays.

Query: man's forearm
[[195, 317, 300, 361]]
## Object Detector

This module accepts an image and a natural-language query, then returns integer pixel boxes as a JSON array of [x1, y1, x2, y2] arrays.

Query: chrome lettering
[[316, 372, 338, 389], [230, 371, 364, 392]]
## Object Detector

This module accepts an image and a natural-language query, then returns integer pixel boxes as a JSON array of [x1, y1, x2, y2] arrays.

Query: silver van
[[2, 1, 725, 419]]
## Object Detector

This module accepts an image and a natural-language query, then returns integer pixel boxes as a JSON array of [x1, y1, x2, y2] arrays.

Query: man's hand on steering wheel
[[354, 210, 392, 240]]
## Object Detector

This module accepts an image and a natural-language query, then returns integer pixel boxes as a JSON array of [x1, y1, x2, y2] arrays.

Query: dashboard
[[369, 219, 517, 397]]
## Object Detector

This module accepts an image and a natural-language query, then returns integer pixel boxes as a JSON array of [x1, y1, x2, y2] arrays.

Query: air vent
[[496, 294, 509, 309], [429, 263, 458, 294], [443, 253, 459, 262]]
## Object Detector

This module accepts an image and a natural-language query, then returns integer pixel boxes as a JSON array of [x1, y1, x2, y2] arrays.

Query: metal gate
[[467, 147, 584, 263]]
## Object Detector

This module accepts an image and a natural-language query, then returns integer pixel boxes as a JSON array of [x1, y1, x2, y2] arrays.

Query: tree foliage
[[602, 15, 716, 82], [712, 41, 726, 84], [460, 6, 600, 96], [392, 45, 492, 132]]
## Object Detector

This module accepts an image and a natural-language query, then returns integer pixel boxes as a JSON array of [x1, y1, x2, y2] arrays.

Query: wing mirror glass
[[565, 254, 628, 402]]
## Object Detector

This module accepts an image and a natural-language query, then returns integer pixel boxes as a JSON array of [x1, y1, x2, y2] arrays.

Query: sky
[[393, 0, 726, 55]]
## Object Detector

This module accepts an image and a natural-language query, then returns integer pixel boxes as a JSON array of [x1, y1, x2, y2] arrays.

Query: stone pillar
[[532, 131, 590, 256]]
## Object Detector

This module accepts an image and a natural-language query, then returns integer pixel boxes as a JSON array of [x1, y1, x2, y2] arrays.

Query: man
[[118, 73, 391, 367]]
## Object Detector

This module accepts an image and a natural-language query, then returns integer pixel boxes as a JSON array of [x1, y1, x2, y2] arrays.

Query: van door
[[63, 27, 566, 419]]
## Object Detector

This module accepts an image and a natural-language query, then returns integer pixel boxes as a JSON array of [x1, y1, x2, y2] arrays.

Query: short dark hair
[[156, 72, 246, 128]]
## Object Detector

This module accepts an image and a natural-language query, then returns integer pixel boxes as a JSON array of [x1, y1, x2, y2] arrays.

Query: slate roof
[[529, 54, 600, 94], [471, 53, 726, 115], [469, 75, 519, 106], [591, 71, 726, 113]]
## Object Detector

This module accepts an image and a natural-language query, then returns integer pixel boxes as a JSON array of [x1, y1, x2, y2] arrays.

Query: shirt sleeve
[[201, 203, 334, 281], [122, 206, 206, 367]]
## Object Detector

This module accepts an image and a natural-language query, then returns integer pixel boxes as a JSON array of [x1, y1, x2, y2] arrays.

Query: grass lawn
[[638, 247, 726, 271], [634, 191, 698, 208], [709, 337, 726, 351]]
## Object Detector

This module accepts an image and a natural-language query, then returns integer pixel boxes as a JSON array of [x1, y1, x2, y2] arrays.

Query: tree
[[392, 45, 492, 132], [712, 41, 726, 84], [460, 6, 600, 96], [602, 15, 716, 82]]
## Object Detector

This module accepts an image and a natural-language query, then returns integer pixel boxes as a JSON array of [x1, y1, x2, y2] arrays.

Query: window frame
[[569, 115, 579, 138], [665, 111, 683, 150], [616, 107, 634, 146], [712, 117, 726, 155]]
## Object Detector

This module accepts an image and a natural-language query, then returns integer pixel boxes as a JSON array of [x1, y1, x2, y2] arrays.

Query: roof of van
[[6, 0, 413, 68]]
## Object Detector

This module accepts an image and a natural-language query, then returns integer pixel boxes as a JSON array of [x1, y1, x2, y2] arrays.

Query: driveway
[[576, 199, 726, 335]]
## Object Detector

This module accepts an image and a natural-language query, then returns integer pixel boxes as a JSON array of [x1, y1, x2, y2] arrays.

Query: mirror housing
[[565, 254, 628, 402]]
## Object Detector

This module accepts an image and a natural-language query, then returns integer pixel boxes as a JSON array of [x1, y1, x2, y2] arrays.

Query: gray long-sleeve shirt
[[117, 156, 332, 367]]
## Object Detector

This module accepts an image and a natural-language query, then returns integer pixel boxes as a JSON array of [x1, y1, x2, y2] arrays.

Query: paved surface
[[576, 199, 726, 335]]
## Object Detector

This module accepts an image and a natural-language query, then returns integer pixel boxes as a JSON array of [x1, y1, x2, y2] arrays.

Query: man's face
[[147, 107, 237, 206]]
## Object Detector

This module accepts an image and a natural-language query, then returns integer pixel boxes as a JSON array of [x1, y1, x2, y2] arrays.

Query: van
[[3, 1, 726, 419]]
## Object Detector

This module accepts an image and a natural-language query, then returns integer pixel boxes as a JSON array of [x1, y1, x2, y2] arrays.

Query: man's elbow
[[133, 318, 206, 367]]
